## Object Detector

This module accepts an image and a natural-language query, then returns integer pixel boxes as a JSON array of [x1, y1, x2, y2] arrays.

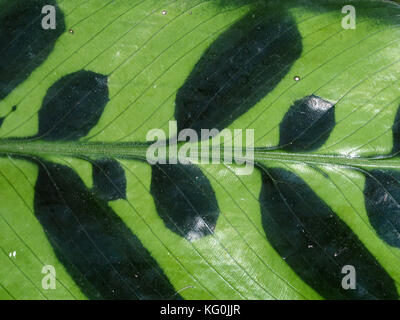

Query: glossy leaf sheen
[[364, 169, 400, 248], [279, 95, 335, 152], [150, 163, 220, 241]]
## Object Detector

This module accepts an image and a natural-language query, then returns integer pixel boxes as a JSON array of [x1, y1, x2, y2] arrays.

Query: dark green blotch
[[279, 95, 335, 152], [34, 160, 180, 300], [36, 70, 109, 141], [150, 164, 219, 241], [391, 104, 400, 155], [259, 166, 397, 300], [92, 159, 127, 201], [175, 8, 302, 136], [0, 0, 65, 100], [364, 169, 400, 248]]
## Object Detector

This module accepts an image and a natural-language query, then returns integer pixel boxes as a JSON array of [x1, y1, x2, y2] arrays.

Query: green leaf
[[175, 5, 302, 135], [0, 0, 65, 100], [258, 165, 397, 299], [0, 0, 400, 300]]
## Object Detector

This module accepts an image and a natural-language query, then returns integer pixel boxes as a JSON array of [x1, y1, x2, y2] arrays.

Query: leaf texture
[[0, 0, 400, 300]]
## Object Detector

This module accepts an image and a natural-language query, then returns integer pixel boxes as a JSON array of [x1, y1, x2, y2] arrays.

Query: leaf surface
[[0, 0, 400, 300]]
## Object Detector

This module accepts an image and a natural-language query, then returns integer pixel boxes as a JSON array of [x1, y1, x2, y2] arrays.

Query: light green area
[[231, 2, 400, 156], [0, 0, 400, 300], [0, 157, 86, 299]]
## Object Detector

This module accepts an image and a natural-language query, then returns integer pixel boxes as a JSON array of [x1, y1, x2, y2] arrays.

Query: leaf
[[1, 0, 400, 301], [92, 158, 127, 201], [390, 103, 400, 154], [175, 6, 302, 135], [34, 159, 180, 300], [278, 95, 335, 151], [363, 169, 400, 248], [150, 163, 220, 241], [0, 0, 65, 100], [258, 165, 397, 299], [35, 70, 109, 141]]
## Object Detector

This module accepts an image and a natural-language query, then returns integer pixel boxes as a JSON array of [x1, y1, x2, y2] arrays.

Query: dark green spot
[[0, 0, 65, 100], [151, 164, 220, 241], [259, 166, 397, 299], [279, 95, 335, 152], [391, 104, 400, 155], [92, 158, 127, 201], [36, 70, 109, 141], [364, 169, 400, 248], [175, 8, 302, 135], [34, 160, 180, 300]]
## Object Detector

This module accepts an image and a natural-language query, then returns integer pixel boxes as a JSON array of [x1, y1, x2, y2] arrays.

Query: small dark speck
[[11, 105, 17, 112]]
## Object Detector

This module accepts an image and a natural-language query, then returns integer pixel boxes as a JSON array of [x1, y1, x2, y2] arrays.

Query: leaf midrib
[[1, 139, 400, 170]]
